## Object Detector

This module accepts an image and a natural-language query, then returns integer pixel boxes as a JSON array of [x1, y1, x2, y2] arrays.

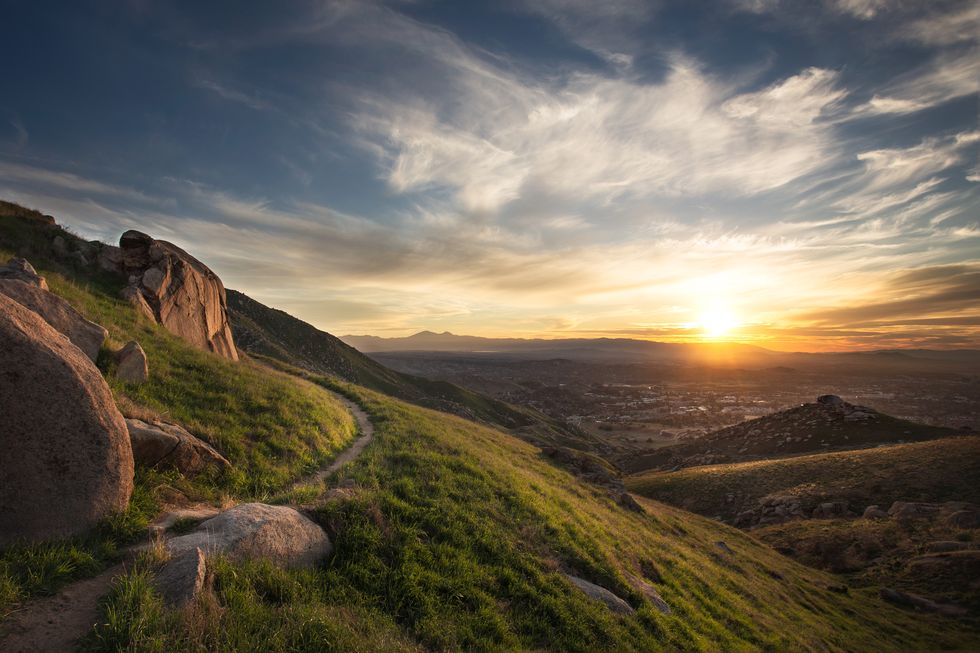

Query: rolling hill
[[622, 394, 959, 473], [627, 437, 980, 616], [343, 330, 980, 373]]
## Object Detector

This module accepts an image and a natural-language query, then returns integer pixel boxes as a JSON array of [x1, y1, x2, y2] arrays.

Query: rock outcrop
[[115, 230, 237, 360], [115, 340, 149, 383], [166, 503, 331, 567], [0, 257, 47, 289], [0, 293, 133, 545], [0, 278, 108, 361], [126, 418, 230, 476]]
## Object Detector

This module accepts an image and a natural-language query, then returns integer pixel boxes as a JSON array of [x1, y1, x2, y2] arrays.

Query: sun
[[698, 306, 739, 339]]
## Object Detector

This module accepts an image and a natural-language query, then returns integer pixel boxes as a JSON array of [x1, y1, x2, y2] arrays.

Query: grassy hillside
[[628, 438, 980, 618], [0, 210, 357, 615], [624, 398, 958, 473], [627, 437, 980, 524], [227, 288, 602, 452], [84, 383, 979, 651]]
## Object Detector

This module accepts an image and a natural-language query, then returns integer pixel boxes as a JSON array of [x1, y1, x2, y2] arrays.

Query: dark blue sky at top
[[0, 0, 976, 344], [1, 0, 971, 214]]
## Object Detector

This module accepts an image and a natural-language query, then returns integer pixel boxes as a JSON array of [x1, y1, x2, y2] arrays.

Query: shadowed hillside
[[227, 289, 602, 452], [624, 395, 958, 473]]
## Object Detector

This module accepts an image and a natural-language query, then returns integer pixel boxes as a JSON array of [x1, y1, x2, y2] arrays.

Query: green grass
[[0, 212, 357, 616], [627, 436, 980, 524], [0, 469, 160, 619], [84, 383, 979, 651]]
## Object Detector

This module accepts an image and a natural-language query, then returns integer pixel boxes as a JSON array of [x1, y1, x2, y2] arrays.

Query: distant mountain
[[227, 291, 602, 451], [343, 331, 980, 372], [342, 331, 774, 364], [621, 394, 961, 474]]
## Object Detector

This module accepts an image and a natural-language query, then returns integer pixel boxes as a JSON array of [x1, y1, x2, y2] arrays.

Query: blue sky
[[1, 0, 977, 350]]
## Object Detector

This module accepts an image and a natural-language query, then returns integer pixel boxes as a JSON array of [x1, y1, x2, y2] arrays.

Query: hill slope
[[628, 436, 980, 526], [623, 395, 958, 473], [88, 383, 979, 651], [628, 437, 980, 615], [3, 202, 978, 650], [227, 288, 601, 451]]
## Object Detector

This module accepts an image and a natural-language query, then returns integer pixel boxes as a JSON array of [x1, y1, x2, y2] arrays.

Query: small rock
[[715, 541, 735, 555], [0, 257, 47, 289], [863, 505, 889, 520], [154, 547, 207, 607], [563, 574, 634, 615], [812, 501, 849, 519], [626, 573, 671, 615], [115, 340, 149, 383], [127, 418, 230, 476], [888, 501, 942, 520], [167, 503, 331, 568]]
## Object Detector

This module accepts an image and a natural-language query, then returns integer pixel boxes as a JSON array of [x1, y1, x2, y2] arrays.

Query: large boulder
[[118, 230, 238, 360], [0, 278, 107, 361], [0, 257, 47, 289], [166, 503, 331, 568], [126, 418, 230, 476], [0, 294, 133, 546]]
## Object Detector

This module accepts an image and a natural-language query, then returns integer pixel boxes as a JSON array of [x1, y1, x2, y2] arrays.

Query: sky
[[1, 0, 978, 351]]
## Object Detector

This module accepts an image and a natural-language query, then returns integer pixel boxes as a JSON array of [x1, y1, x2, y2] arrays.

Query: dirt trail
[[293, 393, 375, 491], [0, 563, 124, 652], [0, 392, 375, 652]]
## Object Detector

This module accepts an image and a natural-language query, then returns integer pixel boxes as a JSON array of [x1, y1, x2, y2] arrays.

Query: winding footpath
[[0, 391, 374, 653]]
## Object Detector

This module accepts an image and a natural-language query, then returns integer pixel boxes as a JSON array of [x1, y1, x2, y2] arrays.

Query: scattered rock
[[126, 418, 230, 476], [715, 541, 735, 555], [166, 503, 331, 568], [618, 492, 646, 513], [563, 574, 634, 615], [118, 230, 238, 360], [888, 501, 942, 520], [879, 587, 967, 617], [0, 293, 133, 545], [863, 505, 889, 520], [154, 547, 208, 607], [0, 257, 47, 289], [115, 340, 149, 383], [811, 501, 851, 519], [816, 395, 845, 408], [0, 278, 108, 361], [826, 584, 849, 594]]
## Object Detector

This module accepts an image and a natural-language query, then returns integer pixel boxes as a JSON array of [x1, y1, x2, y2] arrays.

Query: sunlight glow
[[698, 306, 740, 338]]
